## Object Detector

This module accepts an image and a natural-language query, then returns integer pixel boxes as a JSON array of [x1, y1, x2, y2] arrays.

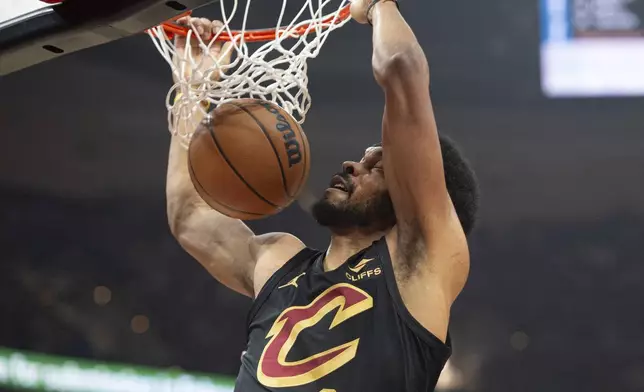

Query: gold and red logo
[[257, 283, 373, 388], [348, 258, 374, 273]]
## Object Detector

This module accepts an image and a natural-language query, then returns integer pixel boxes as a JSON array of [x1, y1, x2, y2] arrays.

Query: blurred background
[[1, 0, 644, 391]]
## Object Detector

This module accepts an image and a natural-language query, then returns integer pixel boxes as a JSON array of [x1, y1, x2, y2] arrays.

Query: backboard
[[0, 0, 220, 75]]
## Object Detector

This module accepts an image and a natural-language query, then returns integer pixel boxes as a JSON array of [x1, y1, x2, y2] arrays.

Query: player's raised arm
[[353, 2, 469, 297], [165, 18, 304, 298]]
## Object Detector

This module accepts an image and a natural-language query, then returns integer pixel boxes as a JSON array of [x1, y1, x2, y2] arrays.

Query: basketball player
[[166, 1, 479, 390]]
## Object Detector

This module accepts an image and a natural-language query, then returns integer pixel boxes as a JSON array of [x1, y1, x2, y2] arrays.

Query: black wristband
[[367, 0, 400, 26]]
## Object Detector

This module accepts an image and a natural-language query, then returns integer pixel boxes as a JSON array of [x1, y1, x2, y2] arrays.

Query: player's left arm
[[368, 1, 469, 337]]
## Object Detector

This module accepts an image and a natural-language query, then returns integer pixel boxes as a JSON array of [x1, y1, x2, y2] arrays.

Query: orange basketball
[[188, 99, 311, 220]]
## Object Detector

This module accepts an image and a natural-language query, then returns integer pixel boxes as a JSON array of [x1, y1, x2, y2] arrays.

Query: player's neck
[[323, 232, 385, 272]]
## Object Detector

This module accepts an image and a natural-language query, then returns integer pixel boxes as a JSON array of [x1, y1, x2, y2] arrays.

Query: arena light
[[93, 286, 112, 306], [540, 0, 644, 97], [0, 347, 234, 392]]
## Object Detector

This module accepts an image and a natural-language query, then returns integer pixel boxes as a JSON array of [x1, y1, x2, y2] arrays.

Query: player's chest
[[247, 259, 401, 386], [271, 255, 386, 315], [258, 263, 386, 331]]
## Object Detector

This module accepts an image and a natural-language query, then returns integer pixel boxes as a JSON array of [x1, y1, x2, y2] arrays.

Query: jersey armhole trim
[[376, 238, 453, 358], [246, 247, 320, 328]]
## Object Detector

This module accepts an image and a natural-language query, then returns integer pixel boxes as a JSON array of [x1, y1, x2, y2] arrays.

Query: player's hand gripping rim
[[172, 17, 234, 85]]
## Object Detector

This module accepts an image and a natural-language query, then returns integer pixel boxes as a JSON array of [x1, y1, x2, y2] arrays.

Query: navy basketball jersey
[[235, 237, 451, 392]]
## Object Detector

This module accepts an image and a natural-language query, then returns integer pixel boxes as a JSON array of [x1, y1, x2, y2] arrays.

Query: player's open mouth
[[329, 176, 350, 193]]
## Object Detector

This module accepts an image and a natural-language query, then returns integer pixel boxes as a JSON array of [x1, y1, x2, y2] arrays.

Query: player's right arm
[[167, 130, 304, 297], [165, 18, 305, 298]]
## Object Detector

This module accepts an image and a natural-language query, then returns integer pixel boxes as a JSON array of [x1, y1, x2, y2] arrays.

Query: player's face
[[312, 146, 396, 232]]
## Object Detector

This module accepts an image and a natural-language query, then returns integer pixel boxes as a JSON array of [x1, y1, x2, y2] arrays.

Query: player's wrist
[[367, 0, 399, 25]]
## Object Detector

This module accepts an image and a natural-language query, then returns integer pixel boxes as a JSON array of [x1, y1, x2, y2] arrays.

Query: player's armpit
[[250, 233, 306, 297]]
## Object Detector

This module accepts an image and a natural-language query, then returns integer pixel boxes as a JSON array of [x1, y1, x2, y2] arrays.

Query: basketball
[[188, 99, 311, 220]]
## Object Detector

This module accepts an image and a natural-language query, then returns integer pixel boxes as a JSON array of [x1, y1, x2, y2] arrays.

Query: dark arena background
[[1, 0, 644, 391]]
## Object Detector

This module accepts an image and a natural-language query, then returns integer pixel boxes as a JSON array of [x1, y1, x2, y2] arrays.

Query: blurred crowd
[[1, 186, 643, 392]]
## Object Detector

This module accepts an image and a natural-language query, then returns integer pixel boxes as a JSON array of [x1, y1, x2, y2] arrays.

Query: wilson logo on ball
[[261, 102, 302, 167], [188, 98, 310, 220]]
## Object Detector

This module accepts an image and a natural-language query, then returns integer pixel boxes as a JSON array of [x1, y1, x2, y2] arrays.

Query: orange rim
[[147, 5, 351, 42]]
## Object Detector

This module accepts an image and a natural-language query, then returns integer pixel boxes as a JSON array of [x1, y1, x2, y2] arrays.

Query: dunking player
[[166, 0, 479, 390]]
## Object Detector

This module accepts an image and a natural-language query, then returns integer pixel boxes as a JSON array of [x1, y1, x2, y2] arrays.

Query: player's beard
[[312, 188, 397, 232]]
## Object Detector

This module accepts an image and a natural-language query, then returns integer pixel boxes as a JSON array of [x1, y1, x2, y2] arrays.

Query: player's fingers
[[204, 19, 217, 44], [210, 20, 225, 37], [173, 17, 194, 48], [196, 18, 212, 40], [209, 20, 225, 51], [174, 16, 195, 48], [207, 20, 230, 63], [184, 18, 206, 49], [175, 16, 190, 26]]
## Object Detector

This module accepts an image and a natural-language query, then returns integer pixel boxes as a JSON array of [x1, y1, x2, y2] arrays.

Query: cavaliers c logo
[[257, 283, 374, 388]]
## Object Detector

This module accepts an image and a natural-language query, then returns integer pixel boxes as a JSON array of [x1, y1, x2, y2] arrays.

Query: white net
[[148, 0, 351, 147]]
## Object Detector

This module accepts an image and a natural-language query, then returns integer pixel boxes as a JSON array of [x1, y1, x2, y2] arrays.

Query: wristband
[[367, 0, 400, 26]]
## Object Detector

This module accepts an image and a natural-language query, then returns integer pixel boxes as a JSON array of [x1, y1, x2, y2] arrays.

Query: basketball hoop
[[147, 0, 351, 146]]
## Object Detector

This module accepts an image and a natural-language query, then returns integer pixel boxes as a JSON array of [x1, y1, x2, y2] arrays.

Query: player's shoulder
[[251, 232, 307, 296], [251, 232, 305, 257]]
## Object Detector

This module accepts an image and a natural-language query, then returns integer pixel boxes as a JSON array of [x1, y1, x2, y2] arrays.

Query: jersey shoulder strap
[[375, 237, 453, 356]]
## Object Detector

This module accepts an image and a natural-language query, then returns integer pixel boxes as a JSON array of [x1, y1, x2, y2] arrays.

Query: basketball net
[[148, 0, 351, 147]]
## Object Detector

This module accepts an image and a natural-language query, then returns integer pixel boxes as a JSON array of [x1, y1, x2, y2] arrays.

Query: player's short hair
[[372, 135, 479, 235]]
